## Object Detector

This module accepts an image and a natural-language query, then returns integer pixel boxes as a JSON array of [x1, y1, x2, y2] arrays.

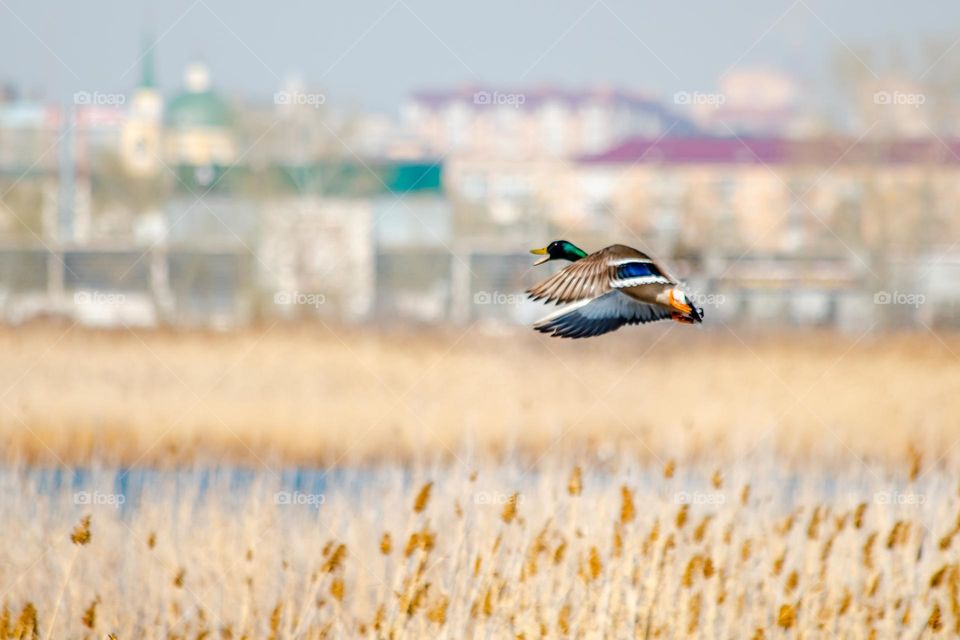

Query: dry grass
[[1, 324, 959, 636], [0, 323, 957, 467], [2, 457, 957, 638]]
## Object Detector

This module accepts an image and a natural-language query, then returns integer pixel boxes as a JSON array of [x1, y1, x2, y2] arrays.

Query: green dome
[[165, 90, 230, 129]]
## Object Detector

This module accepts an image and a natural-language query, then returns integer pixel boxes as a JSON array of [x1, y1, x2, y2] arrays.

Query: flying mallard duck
[[527, 240, 703, 338]]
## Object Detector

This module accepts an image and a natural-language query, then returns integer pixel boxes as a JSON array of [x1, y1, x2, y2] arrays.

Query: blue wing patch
[[611, 261, 669, 287], [616, 262, 659, 279]]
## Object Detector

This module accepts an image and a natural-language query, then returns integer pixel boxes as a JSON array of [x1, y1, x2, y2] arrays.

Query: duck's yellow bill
[[530, 247, 549, 265]]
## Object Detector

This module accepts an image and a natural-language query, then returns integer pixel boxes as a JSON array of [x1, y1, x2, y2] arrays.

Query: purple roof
[[577, 136, 960, 166]]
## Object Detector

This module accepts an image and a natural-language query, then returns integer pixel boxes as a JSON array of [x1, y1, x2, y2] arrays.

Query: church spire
[[140, 34, 156, 89]]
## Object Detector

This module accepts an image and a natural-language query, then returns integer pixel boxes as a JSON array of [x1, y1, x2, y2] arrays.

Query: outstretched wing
[[527, 245, 673, 305], [533, 291, 673, 339]]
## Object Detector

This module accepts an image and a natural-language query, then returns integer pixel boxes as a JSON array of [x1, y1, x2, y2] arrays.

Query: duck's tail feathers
[[669, 288, 704, 324]]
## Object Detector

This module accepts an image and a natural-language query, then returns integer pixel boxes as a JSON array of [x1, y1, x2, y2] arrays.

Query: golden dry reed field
[[1, 323, 959, 638]]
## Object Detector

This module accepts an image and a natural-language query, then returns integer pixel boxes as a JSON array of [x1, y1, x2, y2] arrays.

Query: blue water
[[4, 465, 422, 518], [4, 462, 916, 519]]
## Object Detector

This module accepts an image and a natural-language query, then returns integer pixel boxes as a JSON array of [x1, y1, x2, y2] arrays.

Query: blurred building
[[568, 136, 960, 250], [260, 197, 374, 321], [257, 160, 446, 323], [121, 40, 163, 175], [857, 75, 934, 138], [558, 135, 960, 327], [689, 68, 816, 137], [401, 85, 696, 159], [165, 62, 237, 177], [0, 100, 59, 177]]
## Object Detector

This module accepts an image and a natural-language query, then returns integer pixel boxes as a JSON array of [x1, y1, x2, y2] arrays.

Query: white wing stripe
[[610, 276, 671, 288]]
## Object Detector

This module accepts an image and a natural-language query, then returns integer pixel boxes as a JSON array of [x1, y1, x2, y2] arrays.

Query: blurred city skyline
[[5, 7, 960, 637], [2, 0, 960, 113], [1, 1, 960, 332]]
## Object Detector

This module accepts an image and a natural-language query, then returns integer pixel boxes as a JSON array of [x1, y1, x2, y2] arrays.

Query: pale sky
[[2, 0, 958, 112]]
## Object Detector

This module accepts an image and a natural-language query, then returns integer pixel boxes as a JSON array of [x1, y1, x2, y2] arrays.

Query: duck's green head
[[530, 240, 588, 265]]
